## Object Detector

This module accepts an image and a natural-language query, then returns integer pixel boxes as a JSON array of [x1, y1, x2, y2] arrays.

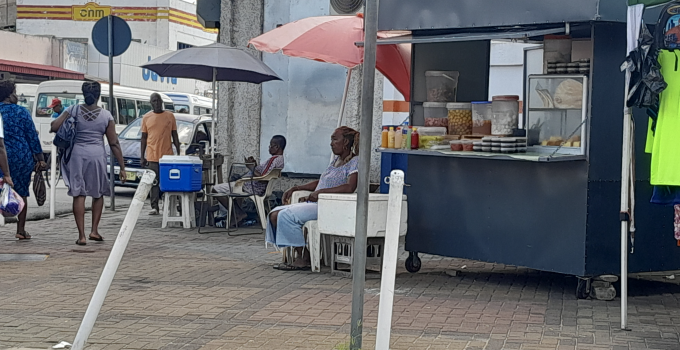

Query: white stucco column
[[343, 66, 385, 184], [217, 0, 264, 171]]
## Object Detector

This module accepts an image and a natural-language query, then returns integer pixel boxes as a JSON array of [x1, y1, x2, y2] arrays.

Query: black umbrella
[[141, 42, 281, 178], [141, 42, 281, 83]]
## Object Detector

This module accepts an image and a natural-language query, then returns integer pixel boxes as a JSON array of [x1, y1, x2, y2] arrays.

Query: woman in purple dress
[[51, 82, 127, 246]]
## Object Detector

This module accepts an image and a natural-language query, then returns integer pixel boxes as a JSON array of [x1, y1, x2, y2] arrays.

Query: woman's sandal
[[16, 232, 31, 240], [75, 240, 87, 246], [88, 234, 104, 242], [273, 263, 310, 271]]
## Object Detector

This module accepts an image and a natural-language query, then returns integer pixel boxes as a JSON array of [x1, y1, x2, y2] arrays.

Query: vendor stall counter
[[379, 18, 680, 297]]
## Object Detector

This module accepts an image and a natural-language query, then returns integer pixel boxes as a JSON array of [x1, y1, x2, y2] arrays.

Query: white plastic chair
[[280, 190, 328, 271], [198, 167, 281, 235], [229, 168, 282, 231]]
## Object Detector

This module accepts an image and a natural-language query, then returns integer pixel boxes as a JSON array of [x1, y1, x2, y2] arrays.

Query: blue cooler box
[[159, 156, 203, 192]]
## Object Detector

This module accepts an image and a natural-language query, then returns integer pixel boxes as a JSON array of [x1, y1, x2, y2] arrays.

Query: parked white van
[[163, 92, 213, 115], [16, 84, 38, 112], [32, 80, 174, 152]]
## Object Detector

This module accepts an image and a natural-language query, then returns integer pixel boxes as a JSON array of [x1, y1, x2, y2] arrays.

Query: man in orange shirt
[[141, 93, 181, 215]]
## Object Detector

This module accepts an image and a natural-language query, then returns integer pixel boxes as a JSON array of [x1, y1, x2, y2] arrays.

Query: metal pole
[[375, 170, 404, 350], [50, 144, 57, 219], [71, 171, 155, 350], [108, 15, 116, 211], [211, 67, 216, 185], [350, 0, 379, 348], [620, 104, 631, 331]]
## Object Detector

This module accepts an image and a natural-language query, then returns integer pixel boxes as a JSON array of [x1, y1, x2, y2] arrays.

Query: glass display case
[[526, 75, 588, 156]]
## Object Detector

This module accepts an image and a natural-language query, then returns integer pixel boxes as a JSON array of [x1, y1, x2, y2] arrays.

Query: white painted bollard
[[50, 144, 57, 219], [375, 170, 405, 350], [71, 171, 155, 350]]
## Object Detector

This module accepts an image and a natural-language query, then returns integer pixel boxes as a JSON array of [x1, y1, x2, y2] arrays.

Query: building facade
[[1, 0, 216, 93]]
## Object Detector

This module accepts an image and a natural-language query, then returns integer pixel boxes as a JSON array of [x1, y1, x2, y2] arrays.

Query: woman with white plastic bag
[[0, 81, 44, 239], [0, 111, 23, 218], [0, 112, 13, 187]]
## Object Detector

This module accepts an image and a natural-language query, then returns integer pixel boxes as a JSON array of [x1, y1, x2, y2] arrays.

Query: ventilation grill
[[330, 0, 363, 15]]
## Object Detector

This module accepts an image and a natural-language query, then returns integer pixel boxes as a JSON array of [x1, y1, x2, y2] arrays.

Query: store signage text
[[72, 2, 111, 21], [142, 56, 178, 85]]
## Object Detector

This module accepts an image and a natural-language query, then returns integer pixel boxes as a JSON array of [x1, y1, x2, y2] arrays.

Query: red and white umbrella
[[249, 14, 411, 102]]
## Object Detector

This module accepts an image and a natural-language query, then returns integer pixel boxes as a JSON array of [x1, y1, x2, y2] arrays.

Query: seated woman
[[267, 126, 359, 271]]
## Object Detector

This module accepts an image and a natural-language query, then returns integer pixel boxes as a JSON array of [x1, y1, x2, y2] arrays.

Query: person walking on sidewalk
[[141, 93, 180, 215], [0, 112, 14, 188], [51, 81, 127, 246], [0, 81, 46, 240]]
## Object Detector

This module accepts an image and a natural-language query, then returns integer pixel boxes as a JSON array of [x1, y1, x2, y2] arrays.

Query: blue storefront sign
[[142, 56, 177, 84]]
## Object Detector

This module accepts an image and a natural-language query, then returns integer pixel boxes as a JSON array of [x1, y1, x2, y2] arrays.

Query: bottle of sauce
[[381, 127, 388, 148], [401, 122, 409, 149], [387, 127, 395, 148], [394, 126, 402, 150], [406, 126, 412, 150], [411, 127, 420, 150]]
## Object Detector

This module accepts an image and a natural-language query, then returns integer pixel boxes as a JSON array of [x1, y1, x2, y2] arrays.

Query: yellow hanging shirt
[[647, 50, 680, 186]]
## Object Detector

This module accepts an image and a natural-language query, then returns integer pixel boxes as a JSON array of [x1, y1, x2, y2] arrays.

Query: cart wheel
[[576, 277, 591, 299], [405, 252, 421, 273]]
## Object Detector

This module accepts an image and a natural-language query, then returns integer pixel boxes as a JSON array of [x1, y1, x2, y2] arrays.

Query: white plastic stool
[[161, 192, 196, 229], [306, 221, 321, 272], [281, 220, 330, 271]]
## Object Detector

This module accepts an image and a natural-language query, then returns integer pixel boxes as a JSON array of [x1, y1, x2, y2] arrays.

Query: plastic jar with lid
[[426, 71, 459, 102], [423, 102, 450, 131], [491, 95, 519, 135], [449, 140, 463, 151], [471, 101, 492, 135], [446, 102, 472, 136]]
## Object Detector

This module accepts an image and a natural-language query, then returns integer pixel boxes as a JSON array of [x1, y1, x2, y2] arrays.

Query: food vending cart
[[377, 0, 679, 297]]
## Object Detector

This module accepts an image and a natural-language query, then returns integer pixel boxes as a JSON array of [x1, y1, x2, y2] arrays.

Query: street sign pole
[[108, 15, 116, 211], [92, 15, 131, 211], [350, 0, 379, 349]]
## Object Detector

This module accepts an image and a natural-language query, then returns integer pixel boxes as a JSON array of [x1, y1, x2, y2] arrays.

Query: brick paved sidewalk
[[0, 205, 679, 350]]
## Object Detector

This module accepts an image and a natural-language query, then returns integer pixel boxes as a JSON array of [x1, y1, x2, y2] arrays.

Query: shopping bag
[[33, 163, 46, 207], [0, 183, 25, 217]]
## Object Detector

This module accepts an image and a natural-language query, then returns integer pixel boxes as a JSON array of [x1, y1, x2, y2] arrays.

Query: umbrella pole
[[331, 69, 353, 163], [211, 67, 216, 185], [338, 69, 352, 129], [620, 4, 644, 331], [620, 85, 632, 331], [350, 0, 379, 348]]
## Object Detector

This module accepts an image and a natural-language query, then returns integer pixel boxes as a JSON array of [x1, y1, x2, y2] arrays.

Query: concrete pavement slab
[[0, 198, 679, 349]]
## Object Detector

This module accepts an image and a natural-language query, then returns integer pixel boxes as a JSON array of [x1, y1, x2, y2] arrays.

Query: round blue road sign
[[92, 15, 132, 57]]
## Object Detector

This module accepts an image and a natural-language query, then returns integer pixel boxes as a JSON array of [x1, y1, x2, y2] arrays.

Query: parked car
[[107, 113, 213, 187]]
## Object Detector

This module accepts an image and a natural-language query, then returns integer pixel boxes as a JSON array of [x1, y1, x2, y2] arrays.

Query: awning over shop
[[378, 0, 628, 32], [0, 59, 84, 80], [358, 27, 567, 46]]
